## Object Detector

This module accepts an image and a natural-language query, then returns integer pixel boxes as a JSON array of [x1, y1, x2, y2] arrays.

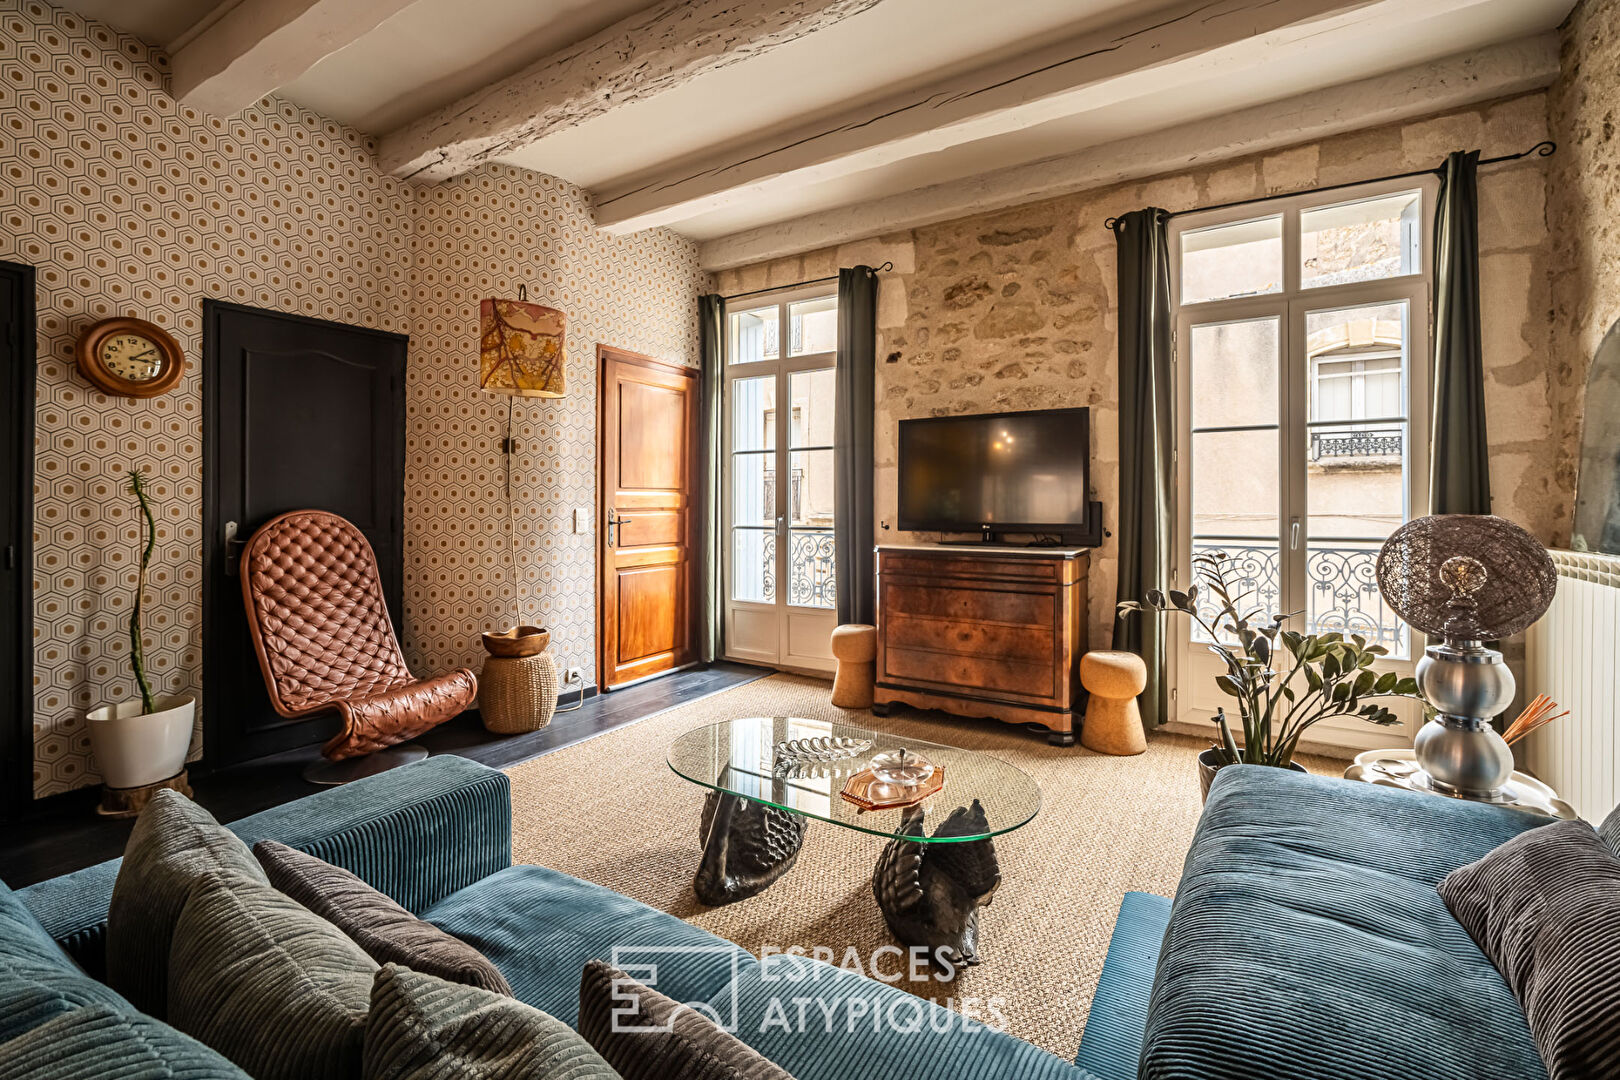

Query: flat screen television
[[897, 407, 1097, 543]]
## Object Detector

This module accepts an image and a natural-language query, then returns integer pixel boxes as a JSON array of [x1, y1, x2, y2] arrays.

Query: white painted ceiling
[[64, 0, 1576, 254], [661, 0, 1573, 240]]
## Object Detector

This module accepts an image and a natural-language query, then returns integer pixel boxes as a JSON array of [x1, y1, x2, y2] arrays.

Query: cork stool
[[829, 624, 877, 709], [1080, 650, 1148, 756]]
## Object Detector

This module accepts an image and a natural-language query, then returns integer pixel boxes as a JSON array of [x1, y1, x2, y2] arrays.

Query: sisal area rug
[[503, 673, 1340, 1059]]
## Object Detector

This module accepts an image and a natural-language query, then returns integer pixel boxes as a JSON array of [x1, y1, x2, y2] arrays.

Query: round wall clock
[[75, 317, 185, 398]]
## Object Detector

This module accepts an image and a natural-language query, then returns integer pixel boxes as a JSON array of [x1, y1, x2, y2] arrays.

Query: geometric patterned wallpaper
[[1, 0, 707, 797], [405, 168, 705, 685]]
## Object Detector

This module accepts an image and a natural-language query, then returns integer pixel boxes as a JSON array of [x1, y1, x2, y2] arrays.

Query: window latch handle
[[1289, 519, 1301, 552]]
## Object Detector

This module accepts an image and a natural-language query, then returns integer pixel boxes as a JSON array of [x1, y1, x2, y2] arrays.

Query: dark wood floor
[[0, 662, 769, 888]]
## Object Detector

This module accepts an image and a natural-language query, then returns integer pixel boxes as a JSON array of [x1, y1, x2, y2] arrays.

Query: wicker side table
[[478, 651, 559, 734]]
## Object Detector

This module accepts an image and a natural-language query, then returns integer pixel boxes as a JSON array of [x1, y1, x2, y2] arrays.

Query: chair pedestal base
[[303, 743, 427, 786]]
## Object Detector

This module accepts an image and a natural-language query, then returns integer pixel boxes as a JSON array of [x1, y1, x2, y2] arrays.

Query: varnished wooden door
[[598, 345, 698, 689]]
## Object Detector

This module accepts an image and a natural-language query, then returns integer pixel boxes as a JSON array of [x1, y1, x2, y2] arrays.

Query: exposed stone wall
[[1550, 0, 1620, 544], [713, 93, 1558, 650]]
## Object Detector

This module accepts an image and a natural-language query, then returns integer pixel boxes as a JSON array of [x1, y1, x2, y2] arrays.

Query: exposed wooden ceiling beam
[[696, 35, 1559, 270], [592, 0, 1479, 235], [170, 0, 419, 117], [378, 0, 888, 183]]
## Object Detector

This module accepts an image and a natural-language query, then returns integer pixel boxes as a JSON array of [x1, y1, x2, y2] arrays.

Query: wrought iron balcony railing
[[1310, 429, 1402, 460], [1189, 539, 1407, 656], [761, 529, 836, 609]]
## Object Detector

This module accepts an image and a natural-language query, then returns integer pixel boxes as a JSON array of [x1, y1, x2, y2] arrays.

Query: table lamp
[[1375, 515, 1557, 799]]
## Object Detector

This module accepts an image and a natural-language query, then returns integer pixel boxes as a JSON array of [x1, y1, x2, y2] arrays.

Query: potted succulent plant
[[86, 470, 195, 803], [1119, 549, 1424, 799]]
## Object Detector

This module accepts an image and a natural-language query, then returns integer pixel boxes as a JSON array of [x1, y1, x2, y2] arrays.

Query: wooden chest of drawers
[[872, 545, 1089, 744]]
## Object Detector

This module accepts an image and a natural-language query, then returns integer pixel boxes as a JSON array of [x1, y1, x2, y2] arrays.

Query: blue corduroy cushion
[[1074, 891, 1171, 1080], [715, 951, 1093, 1080], [18, 755, 511, 976], [0, 878, 130, 1044], [424, 864, 755, 1027], [1141, 766, 1551, 1080]]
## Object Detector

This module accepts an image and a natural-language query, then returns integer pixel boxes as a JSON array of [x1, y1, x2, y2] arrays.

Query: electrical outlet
[[564, 666, 583, 686]]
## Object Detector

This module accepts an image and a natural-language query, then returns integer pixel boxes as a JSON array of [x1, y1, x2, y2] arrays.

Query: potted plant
[[86, 470, 195, 810], [1119, 549, 1424, 799]]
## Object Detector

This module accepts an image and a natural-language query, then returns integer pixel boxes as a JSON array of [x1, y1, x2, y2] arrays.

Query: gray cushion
[[1598, 802, 1620, 859], [578, 961, 795, 1080], [364, 964, 618, 1079], [106, 788, 267, 1016], [255, 840, 513, 995], [167, 869, 377, 1080], [0, 878, 129, 1044], [1440, 819, 1620, 1080], [0, 1004, 250, 1080]]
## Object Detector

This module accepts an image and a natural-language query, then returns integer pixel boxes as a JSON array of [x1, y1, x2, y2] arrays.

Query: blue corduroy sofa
[[1075, 764, 1562, 1080], [3, 755, 1569, 1079], [3, 755, 1086, 1079]]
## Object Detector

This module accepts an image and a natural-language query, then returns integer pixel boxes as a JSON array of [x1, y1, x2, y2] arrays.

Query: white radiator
[[1523, 550, 1620, 820]]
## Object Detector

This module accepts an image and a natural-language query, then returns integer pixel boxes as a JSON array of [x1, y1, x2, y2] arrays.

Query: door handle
[[224, 520, 246, 576], [1289, 518, 1301, 552], [607, 511, 633, 546]]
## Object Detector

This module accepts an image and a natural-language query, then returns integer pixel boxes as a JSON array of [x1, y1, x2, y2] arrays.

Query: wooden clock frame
[[75, 316, 185, 398]]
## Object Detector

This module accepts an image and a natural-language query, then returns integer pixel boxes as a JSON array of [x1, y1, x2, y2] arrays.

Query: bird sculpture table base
[[690, 792, 1003, 973], [694, 789, 808, 905]]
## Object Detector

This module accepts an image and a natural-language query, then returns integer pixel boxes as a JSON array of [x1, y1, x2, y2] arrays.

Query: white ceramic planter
[[87, 694, 195, 789]]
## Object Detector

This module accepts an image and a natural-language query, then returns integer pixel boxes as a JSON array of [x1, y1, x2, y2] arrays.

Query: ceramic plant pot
[[87, 694, 195, 789], [1197, 747, 1308, 802]]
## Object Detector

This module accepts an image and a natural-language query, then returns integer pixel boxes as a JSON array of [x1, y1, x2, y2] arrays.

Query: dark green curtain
[[697, 294, 725, 662], [1112, 210, 1173, 730], [834, 266, 878, 625], [1431, 150, 1491, 515]]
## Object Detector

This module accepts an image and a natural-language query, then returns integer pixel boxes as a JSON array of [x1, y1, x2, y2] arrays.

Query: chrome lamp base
[[1412, 641, 1515, 800]]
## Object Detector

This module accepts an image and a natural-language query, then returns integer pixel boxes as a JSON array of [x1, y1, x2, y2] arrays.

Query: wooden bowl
[[481, 625, 550, 658]]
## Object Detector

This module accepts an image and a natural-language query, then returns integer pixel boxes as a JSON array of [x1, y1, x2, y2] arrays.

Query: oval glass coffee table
[[667, 716, 1041, 967]]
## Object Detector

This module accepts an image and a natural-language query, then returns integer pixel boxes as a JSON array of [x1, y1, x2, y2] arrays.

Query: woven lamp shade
[[1376, 514, 1556, 640], [479, 298, 566, 397]]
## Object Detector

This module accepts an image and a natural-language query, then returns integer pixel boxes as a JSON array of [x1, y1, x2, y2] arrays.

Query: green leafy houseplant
[[1118, 549, 1425, 768], [127, 468, 157, 715]]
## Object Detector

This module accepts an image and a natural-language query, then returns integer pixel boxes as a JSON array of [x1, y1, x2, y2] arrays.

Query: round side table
[[1344, 748, 1577, 819], [478, 650, 559, 734]]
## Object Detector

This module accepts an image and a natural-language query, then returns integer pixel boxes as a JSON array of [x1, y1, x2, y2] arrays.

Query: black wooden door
[[0, 262, 34, 812], [203, 302, 406, 767]]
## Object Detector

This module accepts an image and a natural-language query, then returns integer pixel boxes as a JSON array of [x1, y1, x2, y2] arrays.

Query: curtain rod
[[718, 261, 892, 302], [1103, 141, 1555, 232]]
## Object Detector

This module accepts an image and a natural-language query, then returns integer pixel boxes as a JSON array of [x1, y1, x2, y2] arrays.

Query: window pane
[[731, 529, 774, 603], [787, 530, 835, 609], [1190, 317, 1279, 428], [1300, 189, 1421, 288], [729, 305, 779, 364], [1191, 428, 1277, 540], [1306, 302, 1408, 422], [1190, 540, 1280, 645], [730, 375, 775, 452], [790, 449, 834, 526], [1305, 299, 1411, 657], [731, 452, 773, 526], [789, 296, 837, 356], [1180, 215, 1282, 304], [788, 368, 835, 447], [1307, 538, 1407, 655]]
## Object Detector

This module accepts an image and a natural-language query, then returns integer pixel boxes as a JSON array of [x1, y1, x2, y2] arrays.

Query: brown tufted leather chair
[[240, 510, 476, 774]]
